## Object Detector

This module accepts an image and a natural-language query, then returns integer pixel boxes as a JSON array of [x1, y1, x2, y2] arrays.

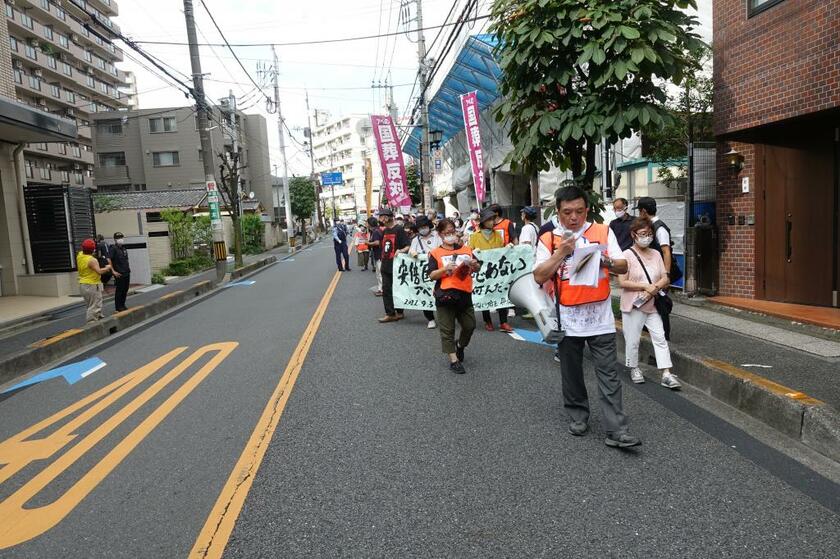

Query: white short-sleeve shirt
[[535, 222, 624, 337], [651, 216, 671, 247], [519, 222, 539, 254]]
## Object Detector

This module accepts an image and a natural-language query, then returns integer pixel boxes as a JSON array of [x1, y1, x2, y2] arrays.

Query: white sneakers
[[661, 372, 682, 390], [630, 367, 645, 384], [427, 320, 436, 329]]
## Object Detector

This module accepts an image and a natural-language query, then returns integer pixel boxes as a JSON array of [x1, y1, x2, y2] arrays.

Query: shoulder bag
[[628, 248, 673, 318]]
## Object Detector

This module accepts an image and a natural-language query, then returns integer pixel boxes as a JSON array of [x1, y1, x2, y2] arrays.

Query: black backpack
[[651, 221, 683, 283]]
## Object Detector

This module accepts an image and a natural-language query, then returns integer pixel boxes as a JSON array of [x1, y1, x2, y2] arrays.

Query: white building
[[311, 114, 382, 221]]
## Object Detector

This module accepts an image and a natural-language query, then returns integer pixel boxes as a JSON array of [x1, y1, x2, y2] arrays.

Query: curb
[[0, 253, 280, 389], [615, 326, 840, 463]]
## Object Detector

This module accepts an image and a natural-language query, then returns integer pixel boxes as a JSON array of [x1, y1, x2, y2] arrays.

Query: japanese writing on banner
[[460, 91, 485, 204], [392, 245, 534, 311], [371, 115, 412, 208]]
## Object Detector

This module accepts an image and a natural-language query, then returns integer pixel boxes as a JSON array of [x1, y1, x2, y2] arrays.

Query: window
[[40, 165, 52, 180], [5, 3, 13, 18], [73, 172, 83, 184], [57, 33, 68, 48], [98, 152, 125, 167], [24, 43, 37, 60], [100, 82, 108, 94], [50, 83, 60, 97], [40, 0, 50, 11], [44, 25, 52, 40], [58, 142, 66, 154], [152, 151, 179, 167], [29, 75, 41, 90], [13, 70, 22, 84], [62, 62, 72, 76], [84, 50, 92, 62], [64, 89, 75, 102], [47, 55, 56, 69], [60, 170, 69, 182], [37, 142, 48, 150], [86, 75, 94, 87], [9, 36, 17, 51], [149, 116, 177, 133], [95, 56, 105, 70], [749, 0, 785, 16], [20, 12, 33, 29], [146, 211, 163, 223], [71, 144, 81, 157], [97, 119, 122, 134], [25, 162, 34, 179], [55, 6, 65, 20]]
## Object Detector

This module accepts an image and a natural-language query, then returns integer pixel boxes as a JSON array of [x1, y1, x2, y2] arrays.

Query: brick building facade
[[713, 0, 839, 307]]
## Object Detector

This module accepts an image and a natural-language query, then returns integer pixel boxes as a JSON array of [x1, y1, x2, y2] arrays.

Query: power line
[[133, 14, 491, 47]]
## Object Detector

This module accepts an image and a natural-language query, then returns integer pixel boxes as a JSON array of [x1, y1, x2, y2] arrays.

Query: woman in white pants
[[618, 217, 681, 390]]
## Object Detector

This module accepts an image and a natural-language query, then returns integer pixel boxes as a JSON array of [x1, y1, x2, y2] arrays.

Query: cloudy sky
[[117, 0, 713, 175]]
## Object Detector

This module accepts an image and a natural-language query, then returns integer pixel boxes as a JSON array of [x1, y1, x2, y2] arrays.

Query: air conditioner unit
[[33, 69, 42, 78], [12, 60, 22, 69], [37, 98, 47, 106], [81, 65, 90, 73], [66, 108, 75, 117], [73, 164, 82, 171], [28, 39, 39, 48], [70, 34, 80, 43]]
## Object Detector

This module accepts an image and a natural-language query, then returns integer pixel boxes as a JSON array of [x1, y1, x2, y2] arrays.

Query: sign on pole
[[320, 172, 344, 186], [460, 91, 485, 204], [206, 180, 223, 231], [371, 115, 412, 209]]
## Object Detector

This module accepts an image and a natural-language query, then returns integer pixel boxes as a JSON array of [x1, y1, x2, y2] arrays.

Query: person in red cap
[[77, 238, 111, 323]]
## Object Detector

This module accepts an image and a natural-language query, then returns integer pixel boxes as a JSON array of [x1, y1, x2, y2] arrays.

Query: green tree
[[490, 0, 705, 196], [161, 209, 194, 260], [289, 176, 316, 242], [405, 163, 421, 205]]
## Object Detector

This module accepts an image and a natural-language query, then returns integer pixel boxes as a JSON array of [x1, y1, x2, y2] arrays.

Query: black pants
[[114, 273, 130, 311], [381, 271, 402, 316], [334, 242, 350, 271], [423, 310, 435, 321], [482, 308, 508, 325]]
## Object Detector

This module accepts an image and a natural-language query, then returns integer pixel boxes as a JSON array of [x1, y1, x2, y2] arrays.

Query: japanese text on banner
[[460, 91, 485, 204], [370, 115, 412, 208]]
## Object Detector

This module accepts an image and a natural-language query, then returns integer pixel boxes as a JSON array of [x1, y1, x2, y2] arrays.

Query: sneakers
[[449, 361, 466, 374], [484, 322, 495, 332], [605, 433, 642, 448], [427, 320, 436, 329], [455, 343, 465, 363], [630, 367, 645, 384], [374, 290, 383, 297], [661, 372, 682, 390], [568, 421, 588, 436], [553, 351, 562, 364], [499, 323, 513, 333]]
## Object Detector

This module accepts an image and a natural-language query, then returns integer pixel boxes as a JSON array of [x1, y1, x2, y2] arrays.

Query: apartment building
[[312, 113, 382, 220], [0, 0, 130, 297], [713, 0, 839, 308], [91, 106, 273, 217]]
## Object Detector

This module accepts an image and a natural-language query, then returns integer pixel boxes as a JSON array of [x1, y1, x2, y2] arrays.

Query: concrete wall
[[94, 209, 174, 274], [243, 115, 273, 216], [0, 144, 25, 296]]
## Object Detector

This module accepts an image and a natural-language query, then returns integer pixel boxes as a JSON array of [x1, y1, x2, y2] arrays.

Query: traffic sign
[[320, 172, 343, 186]]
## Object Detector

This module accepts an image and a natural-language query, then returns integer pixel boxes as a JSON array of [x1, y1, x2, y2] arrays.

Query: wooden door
[[763, 143, 835, 306]]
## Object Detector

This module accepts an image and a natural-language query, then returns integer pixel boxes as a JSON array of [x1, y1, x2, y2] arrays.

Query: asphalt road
[[0, 239, 838, 558]]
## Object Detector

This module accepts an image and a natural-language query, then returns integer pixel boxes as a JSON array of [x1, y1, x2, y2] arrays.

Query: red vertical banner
[[371, 115, 412, 209], [460, 91, 485, 204]]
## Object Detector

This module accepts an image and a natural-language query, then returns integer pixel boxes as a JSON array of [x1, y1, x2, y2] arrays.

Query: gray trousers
[[556, 333, 628, 435]]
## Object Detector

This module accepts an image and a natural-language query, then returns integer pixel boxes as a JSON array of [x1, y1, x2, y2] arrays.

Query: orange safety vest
[[493, 218, 514, 244], [539, 223, 611, 306], [354, 232, 369, 251], [429, 245, 474, 292]]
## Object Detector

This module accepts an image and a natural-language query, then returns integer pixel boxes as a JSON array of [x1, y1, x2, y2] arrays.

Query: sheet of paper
[[568, 243, 602, 287]]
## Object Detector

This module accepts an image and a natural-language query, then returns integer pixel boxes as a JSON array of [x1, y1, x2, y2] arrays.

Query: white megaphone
[[508, 272, 564, 344]]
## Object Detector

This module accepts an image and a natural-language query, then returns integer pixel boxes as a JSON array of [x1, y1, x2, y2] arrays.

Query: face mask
[[419, 227, 430, 237], [481, 228, 493, 236], [115, 239, 124, 246], [443, 234, 458, 245], [614, 210, 626, 219], [636, 235, 653, 248]]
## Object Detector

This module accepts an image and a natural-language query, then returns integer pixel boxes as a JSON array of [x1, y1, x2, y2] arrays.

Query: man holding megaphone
[[533, 186, 641, 449]]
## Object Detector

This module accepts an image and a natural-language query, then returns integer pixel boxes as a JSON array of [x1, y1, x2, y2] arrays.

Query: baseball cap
[[521, 206, 538, 219], [378, 207, 393, 217], [633, 196, 657, 213]]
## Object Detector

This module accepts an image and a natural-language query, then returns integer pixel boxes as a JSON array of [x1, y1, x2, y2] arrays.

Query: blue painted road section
[[224, 280, 256, 288], [510, 328, 555, 348], [2, 357, 106, 393]]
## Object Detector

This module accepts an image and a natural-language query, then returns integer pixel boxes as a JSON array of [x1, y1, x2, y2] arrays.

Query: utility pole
[[415, 0, 433, 212], [271, 46, 295, 247], [183, 0, 226, 281], [223, 90, 243, 266], [305, 90, 323, 231]]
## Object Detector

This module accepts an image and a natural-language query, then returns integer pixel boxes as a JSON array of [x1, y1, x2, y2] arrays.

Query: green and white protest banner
[[392, 245, 535, 311]]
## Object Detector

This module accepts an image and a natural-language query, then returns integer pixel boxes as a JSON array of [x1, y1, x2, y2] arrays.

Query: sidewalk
[[0, 245, 296, 356]]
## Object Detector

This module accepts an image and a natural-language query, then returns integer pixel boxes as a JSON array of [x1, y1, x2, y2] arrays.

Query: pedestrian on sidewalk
[[467, 208, 512, 333], [609, 198, 634, 251], [332, 218, 351, 272], [533, 186, 641, 449], [109, 232, 131, 312], [618, 218, 681, 390], [367, 217, 384, 295], [427, 219, 481, 374], [354, 224, 370, 271], [77, 238, 111, 323], [95, 234, 112, 286], [377, 208, 410, 323]]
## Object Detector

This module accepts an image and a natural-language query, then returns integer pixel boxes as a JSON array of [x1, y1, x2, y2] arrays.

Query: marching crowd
[[335, 185, 682, 449]]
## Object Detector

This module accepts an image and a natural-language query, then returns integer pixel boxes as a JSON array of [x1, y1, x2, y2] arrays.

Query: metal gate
[[24, 184, 96, 273], [685, 142, 718, 295]]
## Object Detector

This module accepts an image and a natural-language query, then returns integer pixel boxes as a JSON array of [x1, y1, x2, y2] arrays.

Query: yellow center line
[[189, 270, 343, 559]]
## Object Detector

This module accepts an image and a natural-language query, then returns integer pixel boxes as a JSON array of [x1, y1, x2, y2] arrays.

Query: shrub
[[151, 272, 166, 285]]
